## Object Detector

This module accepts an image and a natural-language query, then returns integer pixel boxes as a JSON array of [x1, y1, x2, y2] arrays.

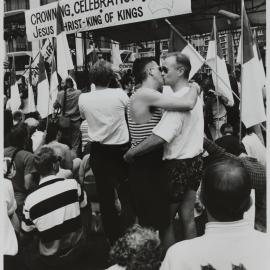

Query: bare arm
[[124, 134, 165, 163], [145, 83, 199, 111], [24, 174, 35, 191]]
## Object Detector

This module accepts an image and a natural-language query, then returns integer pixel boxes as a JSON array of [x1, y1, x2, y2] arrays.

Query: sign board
[[25, 0, 191, 41]]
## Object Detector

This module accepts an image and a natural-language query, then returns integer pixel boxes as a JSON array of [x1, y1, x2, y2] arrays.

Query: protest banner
[[25, 0, 191, 41]]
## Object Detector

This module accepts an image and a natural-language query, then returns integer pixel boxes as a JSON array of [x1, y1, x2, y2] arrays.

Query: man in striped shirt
[[21, 147, 87, 264]]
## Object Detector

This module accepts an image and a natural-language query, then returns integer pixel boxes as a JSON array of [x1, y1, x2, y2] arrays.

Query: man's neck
[[172, 79, 189, 93], [142, 78, 159, 91]]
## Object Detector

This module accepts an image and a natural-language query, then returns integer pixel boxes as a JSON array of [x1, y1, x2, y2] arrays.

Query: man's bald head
[[201, 158, 251, 222]]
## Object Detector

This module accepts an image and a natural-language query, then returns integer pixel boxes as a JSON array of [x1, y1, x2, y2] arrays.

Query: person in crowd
[[214, 123, 240, 155], [24, 117, 44, 152], [4, 124, 37, 220], [54, 77, 82, 154], [1, 178, 19, 256], [226, 64, 240, 137], [20, 147, 88, 269], [78, 60, 130, 244], [124, 53, 204, 248], [108, 225, 163, 270], [160, 158, 268, 270], [242, 125, 266, 166], [203, 76, 229, 140], [204, 137, 266, 232], [12, 110, 25, 127], [4, 109, 14, 147], [45, 121, 81, 179]]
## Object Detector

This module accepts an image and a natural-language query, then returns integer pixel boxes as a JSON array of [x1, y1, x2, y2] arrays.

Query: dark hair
[[9, 123, 28, 148], [34, 147, 58, 176], [13, 111, 24, 124], [65, 77, 74, 88], [215, 137, 247, 156], [201, 158, 251, 221], [110, 225, 163, 270], [45, 122, 59, 144], [166, 52, 191, 79], [220, 123, 233, 135], [89, 60, 115, 87], [132, 57, 154, 85]]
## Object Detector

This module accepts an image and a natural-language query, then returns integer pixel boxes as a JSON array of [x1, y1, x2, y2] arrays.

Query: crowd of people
[[2, 52, 267, 270]]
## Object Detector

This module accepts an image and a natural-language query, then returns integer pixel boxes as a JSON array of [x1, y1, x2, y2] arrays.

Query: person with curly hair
[[108, 225, 163, 270]]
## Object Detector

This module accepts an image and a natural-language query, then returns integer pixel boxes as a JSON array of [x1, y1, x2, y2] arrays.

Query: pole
[[213, 16, 220, 140], [46, 37, 55, 133], [239, 0, 244, 143]]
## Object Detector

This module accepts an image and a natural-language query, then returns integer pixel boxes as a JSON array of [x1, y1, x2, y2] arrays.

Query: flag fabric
[[111, 41, 123, 70], [206, 17, 234, 107], [56, 4, 74, 80], [37, 54, 50, 118], [27, 58, 36, 113], [50, 56, 58, 110], [238, 4, 266, 128], [168, 27, 204, 79], [253, 34, 266, 90], [10, 56, 21, 113]]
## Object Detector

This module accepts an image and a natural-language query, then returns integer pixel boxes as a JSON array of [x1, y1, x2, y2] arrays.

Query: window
[[6, 0, 29, 11], [41, 0, 56, 5]]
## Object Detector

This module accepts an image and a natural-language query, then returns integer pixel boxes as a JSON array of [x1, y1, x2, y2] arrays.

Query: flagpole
[[46, 37, 56, 133], [239, 0, 244, 143], [213, 16, 220, 140]]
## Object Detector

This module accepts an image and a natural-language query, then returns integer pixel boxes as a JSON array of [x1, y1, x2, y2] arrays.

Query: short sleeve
[[77, 182, 87, 208], [21, 200, 35, 233], [78, 95, 85, 119], [153, 111, 183, 143], [23, 153, 37, 176]]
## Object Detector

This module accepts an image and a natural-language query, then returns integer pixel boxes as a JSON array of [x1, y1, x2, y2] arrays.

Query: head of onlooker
[[215, 136, 247, 157], [34, 147, 60, 178], [9, 123, 28, 149], [201, 158, 252, 222], [220, 123, 234, 136], [110, 225, 163, 270], [235, 67, 241, 82], [89, 60, 115, 88], [65, 77, 74, 89], [132, 57, 163, 92], [162, 52, 191, 91], [12, 110, 25, 126], [45, 122, 60, 144]]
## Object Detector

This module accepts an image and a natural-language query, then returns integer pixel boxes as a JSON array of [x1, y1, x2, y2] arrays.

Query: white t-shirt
[[242, 133, 266, 166], [153, 86, 204, 160], [161, 220, 268, 270], [79, 88, 129, 145], [0, 179, 18, 255]]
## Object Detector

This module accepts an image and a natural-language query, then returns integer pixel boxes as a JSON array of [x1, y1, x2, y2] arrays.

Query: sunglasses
[[158, 66, 169, 74]]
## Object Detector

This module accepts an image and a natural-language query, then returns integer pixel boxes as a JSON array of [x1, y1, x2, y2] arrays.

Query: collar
[[205, 219, 252, 236], [39, 175, 58, 185]]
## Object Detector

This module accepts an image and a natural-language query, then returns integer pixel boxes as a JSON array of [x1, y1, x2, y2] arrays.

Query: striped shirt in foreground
[[127, 102, 162, 147], [21, 175, 87, 256]]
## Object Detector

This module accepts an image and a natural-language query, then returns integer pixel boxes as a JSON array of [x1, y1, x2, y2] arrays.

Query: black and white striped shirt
[[127, 103, 162, 147], [21, 175, 87, 256]]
